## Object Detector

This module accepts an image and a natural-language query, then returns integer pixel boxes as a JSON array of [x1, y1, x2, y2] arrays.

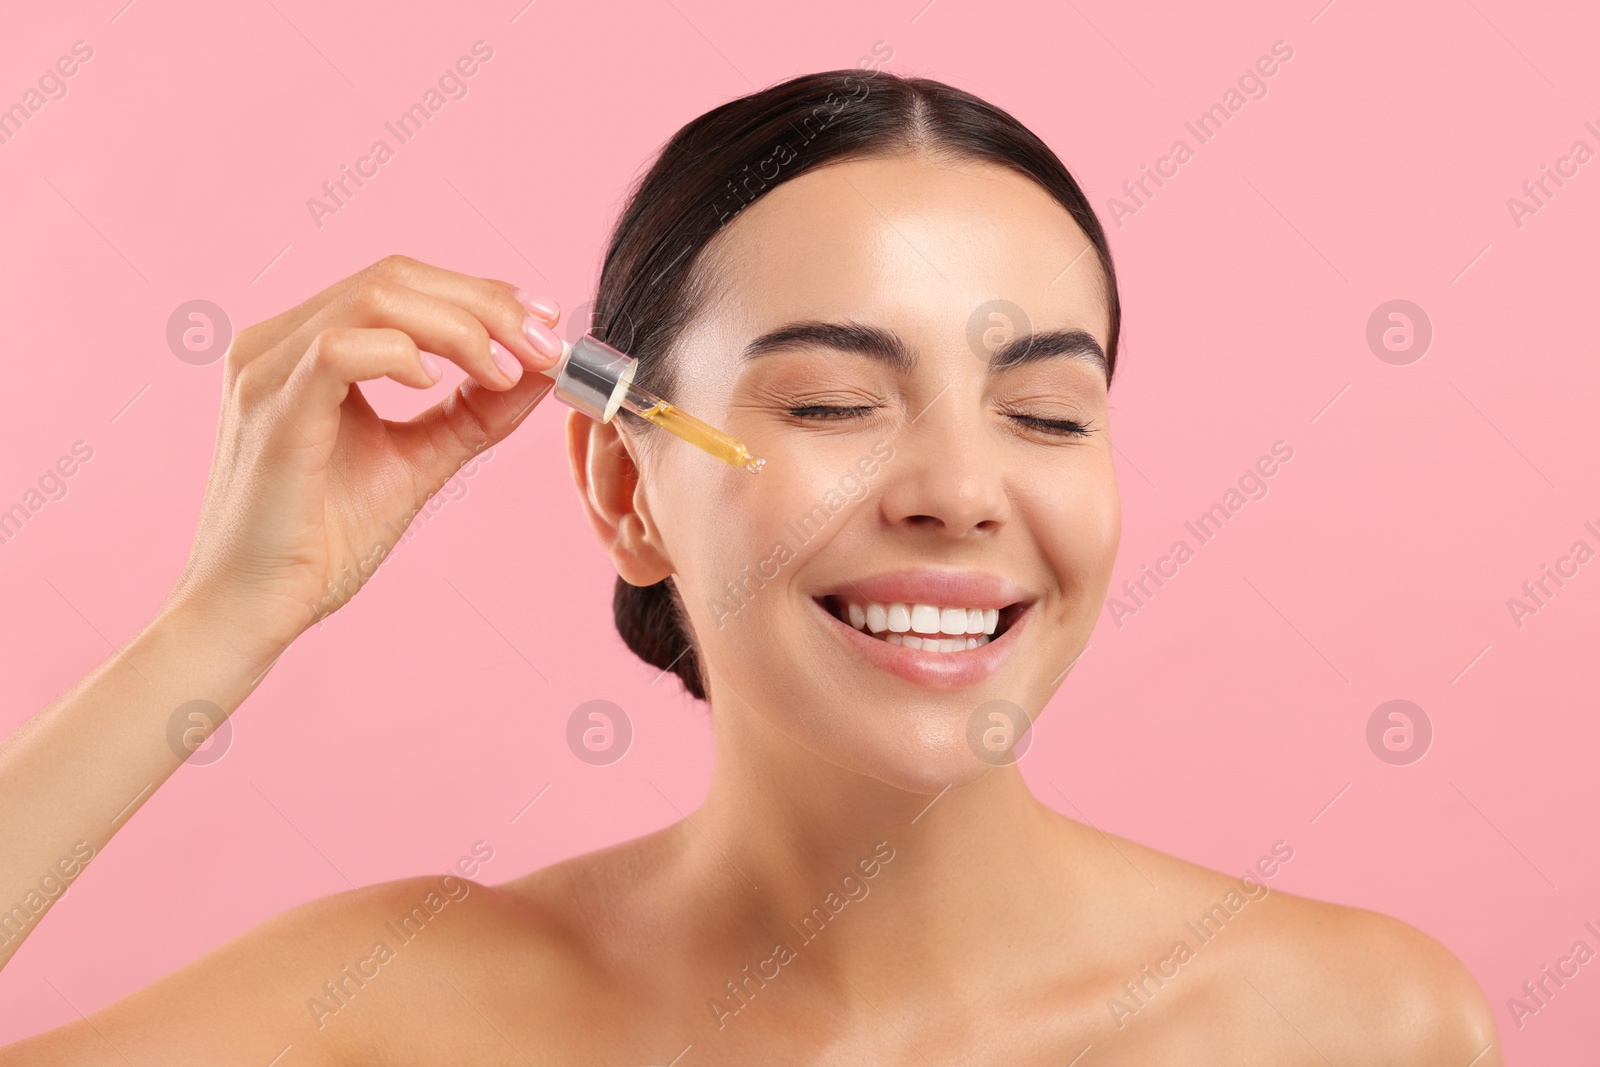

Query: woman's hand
[[163, 254, 566, 660], [0, 256, 567, 975]]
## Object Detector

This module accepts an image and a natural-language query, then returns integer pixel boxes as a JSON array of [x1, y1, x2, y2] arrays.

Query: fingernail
[[489, 339, 523, 385], [514, 288, 560, 320], [522, 316, 564, 364], [420, 350, 443, 383]]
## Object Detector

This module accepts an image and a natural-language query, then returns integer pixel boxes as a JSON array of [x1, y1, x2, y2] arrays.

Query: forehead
[[683, 152, 1111, 369]]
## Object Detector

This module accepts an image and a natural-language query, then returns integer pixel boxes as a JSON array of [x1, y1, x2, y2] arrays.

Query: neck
[[686, 687, 1083, 988]]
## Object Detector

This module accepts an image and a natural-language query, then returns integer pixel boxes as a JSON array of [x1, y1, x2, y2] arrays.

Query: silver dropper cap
[[538, 333, 639, 423]]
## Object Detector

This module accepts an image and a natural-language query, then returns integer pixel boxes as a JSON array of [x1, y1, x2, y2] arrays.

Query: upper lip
[[814, 569, 1033, 609]]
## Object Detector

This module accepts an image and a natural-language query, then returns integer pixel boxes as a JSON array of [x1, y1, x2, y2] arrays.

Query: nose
[[877, 390, 1009, 539]]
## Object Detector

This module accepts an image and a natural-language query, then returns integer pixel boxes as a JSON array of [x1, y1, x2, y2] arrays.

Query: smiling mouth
[[816, 595, 1027, 652]]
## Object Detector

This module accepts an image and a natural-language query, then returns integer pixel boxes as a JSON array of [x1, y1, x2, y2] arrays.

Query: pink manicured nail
[[419, 350, 443, 383], [522, 317, 564, 364], [489, 339, 523, 385], [514, 288, 560, 320]]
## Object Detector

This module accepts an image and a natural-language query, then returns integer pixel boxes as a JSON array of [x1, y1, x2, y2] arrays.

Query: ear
[[566, 409, 674, 587]]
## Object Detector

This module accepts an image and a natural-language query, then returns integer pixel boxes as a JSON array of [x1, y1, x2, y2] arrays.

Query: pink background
[[2, 0, 1596, 1056]]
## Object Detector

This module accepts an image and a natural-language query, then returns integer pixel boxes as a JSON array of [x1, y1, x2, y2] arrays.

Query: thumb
[[396, 370, 557, 490]]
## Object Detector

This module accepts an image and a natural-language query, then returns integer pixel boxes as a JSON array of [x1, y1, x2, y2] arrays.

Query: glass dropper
[[538, 333, 765, 474]]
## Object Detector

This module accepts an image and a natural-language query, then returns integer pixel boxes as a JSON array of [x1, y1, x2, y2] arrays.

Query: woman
[[0, 68, 1497, 1063]]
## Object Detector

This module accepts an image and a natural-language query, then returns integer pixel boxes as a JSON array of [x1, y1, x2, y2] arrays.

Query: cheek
[[663, 440, 877, 640], [1026, 461, 1121, 599]]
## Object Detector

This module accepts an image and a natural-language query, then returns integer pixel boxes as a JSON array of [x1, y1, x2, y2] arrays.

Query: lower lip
[[813, 598, 1028, 688]]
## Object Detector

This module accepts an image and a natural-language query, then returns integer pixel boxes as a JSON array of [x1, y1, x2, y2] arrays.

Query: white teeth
[[884, 633, 992, 652], [909, 602, 992, 636], [835, 595, 1013, 652], [910, 604, 941, 634]]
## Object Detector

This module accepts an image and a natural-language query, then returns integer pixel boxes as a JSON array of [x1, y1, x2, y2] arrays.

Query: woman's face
[[618, 152, 1119, 792]]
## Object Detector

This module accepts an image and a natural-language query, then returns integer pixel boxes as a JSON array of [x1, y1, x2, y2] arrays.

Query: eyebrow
[[740, 319, 1108, 377]]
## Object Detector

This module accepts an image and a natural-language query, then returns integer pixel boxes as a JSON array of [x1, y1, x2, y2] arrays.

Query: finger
[[271, 326, 439, 427], [348, 256, 564, 373], [391, 368, 559, 488], [365, 254, 562, 325], [235, 255, 561, 370], [272, 278, 531, 396]]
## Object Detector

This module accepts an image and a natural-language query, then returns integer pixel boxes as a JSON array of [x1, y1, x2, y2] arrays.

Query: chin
[[862, 747, 1001, 796], [697, 576, 1079, 793], [763, 688, 1030, 797]]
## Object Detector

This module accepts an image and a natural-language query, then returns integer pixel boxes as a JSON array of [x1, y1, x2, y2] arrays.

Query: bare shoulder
[[1241, 887, 1501, 1063], [0, 872, 561, 1067], [1097, 828, 1501, 1064], [1038, 813, 1499, 1064]]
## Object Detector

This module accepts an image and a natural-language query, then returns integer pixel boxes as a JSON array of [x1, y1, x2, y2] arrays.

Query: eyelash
[[787, 405, 877, 420], [787, 405, 1096, 438], [1009, 414, 1097, 438]]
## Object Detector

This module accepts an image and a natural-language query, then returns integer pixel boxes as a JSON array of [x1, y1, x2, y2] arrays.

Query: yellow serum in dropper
[[540, 332, 766, 474], [634, 399, 766, 474]]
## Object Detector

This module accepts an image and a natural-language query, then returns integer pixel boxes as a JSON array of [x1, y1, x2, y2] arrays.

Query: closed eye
[[787, 405, 878, 419], [787, 406, 1096, 438], [1010, 414, 1095, 438]]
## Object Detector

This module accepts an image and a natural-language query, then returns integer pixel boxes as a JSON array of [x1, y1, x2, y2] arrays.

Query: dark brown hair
[[595, 67, 1121, 701]]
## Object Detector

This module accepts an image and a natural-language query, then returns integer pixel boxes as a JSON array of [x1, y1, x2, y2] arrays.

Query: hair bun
[[613, 576, 705, 699]]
